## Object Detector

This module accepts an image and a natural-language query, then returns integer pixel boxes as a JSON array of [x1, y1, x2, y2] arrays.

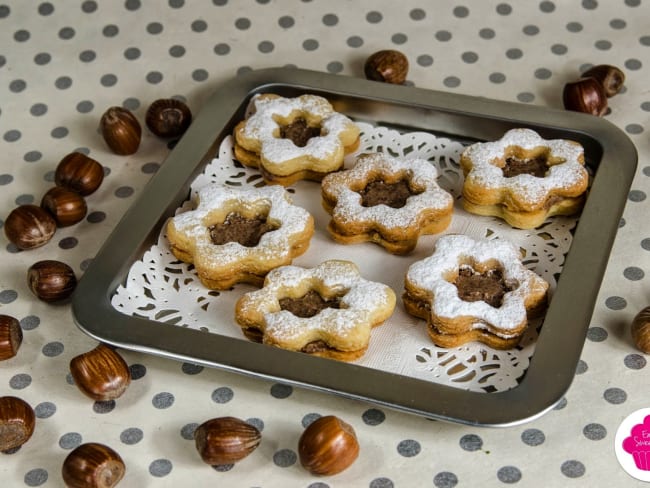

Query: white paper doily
[[111, 122, 577, 393]]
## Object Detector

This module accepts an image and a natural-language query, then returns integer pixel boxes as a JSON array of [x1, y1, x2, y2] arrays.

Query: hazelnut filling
[[453, 266, 515, 308], [360, 179, 417, 208], [279, 118, 322, 147], [502, 156, 549, 178], [209, 212, 278, 247], [279, 289, 342, 319]]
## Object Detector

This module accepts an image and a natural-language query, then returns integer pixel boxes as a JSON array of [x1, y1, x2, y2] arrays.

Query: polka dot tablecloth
[[1, 1, 649, 486]]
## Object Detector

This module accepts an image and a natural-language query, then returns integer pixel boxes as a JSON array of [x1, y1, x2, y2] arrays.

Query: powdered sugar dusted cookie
[[321, 152, 454, 255], [233, 94, 360, 186], [403, 234, 549, 349], [167, 184, 314, 290], [235, 260, 396, 361], [460, 128, 589, 229]]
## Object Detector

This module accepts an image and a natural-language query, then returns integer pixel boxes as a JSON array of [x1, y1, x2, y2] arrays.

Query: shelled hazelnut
[[100, 106, 141, 155], [0, 396, 36, 452], [0, 315, 23, 361], [27, 260, 77, 302], [55, 152, 104, 196], [69, 344, 131, 402], [146, 98, 192, 138], [562, 77, 608, 117], [194, 416, 261, 465], [4, 204, 57, 250], [364, 50, 409, 85], [298, 415, 360, 476], [631, 306, 650, 354], [582, 64, 625, 98], [61, 442, 125, 488], [41, 187, 88, 227]]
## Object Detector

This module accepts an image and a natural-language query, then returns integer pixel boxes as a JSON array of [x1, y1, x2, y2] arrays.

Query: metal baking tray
[[72, 68, 637, 426]]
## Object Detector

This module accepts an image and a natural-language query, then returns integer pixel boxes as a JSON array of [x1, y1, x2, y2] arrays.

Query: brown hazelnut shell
[[0, 315, 23, 361], [298, 415, 360, 476], [631, 306, 650, 354], [69, 344, 131, 402], [61, 442, 125, 488], [0, 396, 35, 452], [41, 186, 88, 227], [562, 77, 608, 117], [145, 98, 192, 138], [194, 416, 261, 465], [4, 204, 57, 250], [100, 106, 141, 155], [55, 152, 104, 196], [364, 50, 409, 85], [27, 260, 77, 302], [582, 64, 625, 98]]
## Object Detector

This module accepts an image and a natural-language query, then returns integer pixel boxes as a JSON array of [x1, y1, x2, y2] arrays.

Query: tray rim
[[72, 67, 638, 427]]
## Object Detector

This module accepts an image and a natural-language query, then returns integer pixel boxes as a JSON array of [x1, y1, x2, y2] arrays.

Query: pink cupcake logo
[[616, 408, 650, 481], [622, 415, 650, 471]]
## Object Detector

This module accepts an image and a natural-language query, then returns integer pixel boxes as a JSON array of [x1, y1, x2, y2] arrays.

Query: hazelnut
[[194, 416, 261, 465], [41, 187, 88, 227], [4, 204, 57, 250], [0, 396, 35, 452], [100, 106, 141, 155], [298, 415, 359, 476], [631, 306, 650, 354], [69, 344, 131, 401], [364, 50, 409, 85], [0, 315, 23, 361], [582, 64, 625, 98], [562, 77, 608, 116], [55, 152, 104, 196], [27, 260, 77, 302], [61, 442, 125, 488], [145, 98, 192, 138]]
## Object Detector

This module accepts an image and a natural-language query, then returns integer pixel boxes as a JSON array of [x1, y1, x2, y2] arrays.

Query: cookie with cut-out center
[[403, 234, 549, 349], [166, 184, 314, 290], [460, 128, 589, 229], [321, 152, 454, 255], [233, 94, 360, 186], [235, 260, 396, 361]]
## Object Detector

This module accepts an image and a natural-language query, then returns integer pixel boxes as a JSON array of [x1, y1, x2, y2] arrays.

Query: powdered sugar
[[406, 234, 549, 333], [462, 128, 588, 205], [323, 152, 454, 229]]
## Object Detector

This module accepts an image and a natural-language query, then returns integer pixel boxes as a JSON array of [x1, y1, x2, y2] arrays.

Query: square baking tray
[[72, 68, 637, 427]]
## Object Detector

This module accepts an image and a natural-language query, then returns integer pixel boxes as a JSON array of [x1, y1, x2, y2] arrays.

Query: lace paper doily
[[111, 122, 577, 393]]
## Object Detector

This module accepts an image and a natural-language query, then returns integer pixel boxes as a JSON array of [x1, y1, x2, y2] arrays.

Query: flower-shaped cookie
[[233, 94, 360, 186], [321, 152, 454, 254], [403, 234, 549, 349], [235, 260, 396, 361], [166, 184, 314, 290], [460, 128, 589, 229]]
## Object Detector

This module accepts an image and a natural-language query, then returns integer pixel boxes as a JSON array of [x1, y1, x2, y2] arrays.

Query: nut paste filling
[[453, 266, 516, 308], [279, 289, 343, 318], [502, 154, 550, 178], [279, 117, 322, 147], [209, 212, 279, 247], [360, 179, 418, 209]]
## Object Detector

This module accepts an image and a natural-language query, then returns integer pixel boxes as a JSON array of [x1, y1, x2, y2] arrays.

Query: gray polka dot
[[322, 13, 338, 26], [56, 76, 73, 89], [453, 6, 469, 18], [24, 468, 48, 486], [410, 8, 425, 20], [120, 427, 144, 444], [212, 464, 234, 472], [521, 428, 545, 446], [79, 50, 96, 62], [629, 189, 646, 201], [24, 151, 42, 162], [366, 11, 382, 23], [625, 0, 641, 6], [115, 186, 134, 198], [141, 162, 159, 174], [82, 1, 98, 13], [14, 29, 30, 42], [625, 58, 642, 70], [149, 459, 173, 477], [59, 432, 82, 449], [603, 387, 626, 404], [246, 417, 264, 432], [576, 359, 588, 374], [539, 1, 555, 12], [462, 51, 478, 63], [303, 39, 318, 51], [301, 413, 321, 428], [181, 362, 203, 375], [397, 439, 421, 457], [595, 40, 612, 50], [34, 401, 56, 418], [191, 19, 207, 32], [555, 397, 568, 409], [58, 237, 78, 250], [122, 98, 140, 111], [436, 30, 452, 42], [370, 478, 394, 488], [610, 18, 626, 29], [641, 36, 650, 47], [626, 124, 644, 135], [362, 408, 386, 426], [19, 315, 40, 331], [10, 79, 26, 92], [434, 471, 458, 488], [551, 44, 568, 55], [10, 373, 32, 389], [0, 174, 14, 184], [506, 48, 523, 60], [605, 296, 626, 310], [124, 47, 140, 60], [496, 3, 512, 15], [34, 52, 51, 65], [103, 24, 119, 37], [0, 289, 18, 303], [125, 0, 141, 10], [147, 22, 163, 34], [42, 341, 64, 357], [59, 27, 75, 40], [214, 43, 230, 55], [270, 383, 293, 398], [479, 28, 496, 39], [566, 22, 583, 32], [391, 33, 407, 45], [497, 466, 522, 483], [623, 266, 644, 281], [258, 40, 274, 53], [523, 25, 540, 35], [169, 0, 184, 7], [517, 92, 535, 102], [347, 36, 363, 48], [535, 68, 552, 80], [561, 460, 585, 478], [180, 422, 198, 440], [51, 126, 69, 139], [235, 17, 251, 30], [417, 54, 433, 67], [152, 392, 175, 409], [86, 211, 106, 223], [211, 386, 234, 403], [444, 76, 461, 88], [278, 15, 294, 28], [326, 61, 343, 74], [460, 433, 482, 451], [273, 449, 297, 467], [583, 423, 606, 440], [582, 0, 598, 9], [586, 326, 607, 342], [77, 100, 94, 113], [624, 353, 647, 369], [101, 74, 118, 87], [4, 130, 21, 142], [15, 194, 34, 205], [146, 71, 163, 84], [0, 5, 9, 18], [489, 72, 506, 83], [192, 69, 209, 82], [642, 238, 650, 250]]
